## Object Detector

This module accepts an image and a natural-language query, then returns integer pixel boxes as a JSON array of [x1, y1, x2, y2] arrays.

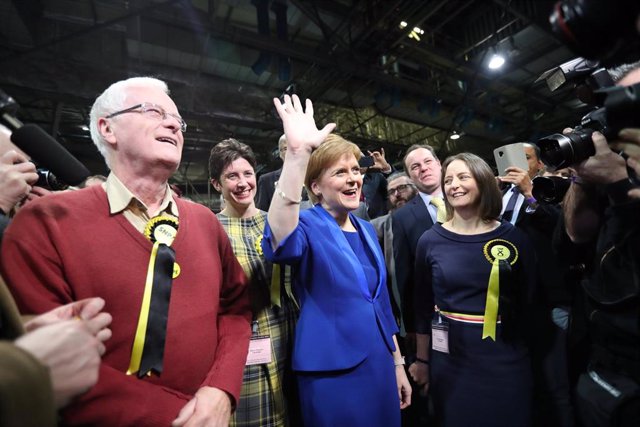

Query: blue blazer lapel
[[351, 213, 386, 300], [312, 206, 371, 300]]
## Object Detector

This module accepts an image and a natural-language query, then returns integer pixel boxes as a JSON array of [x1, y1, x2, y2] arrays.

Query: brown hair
[[209, 138, 257, 182], [441, 152, 502, 221], [402, 144, 438, 174], [304, 134, 361, 205]]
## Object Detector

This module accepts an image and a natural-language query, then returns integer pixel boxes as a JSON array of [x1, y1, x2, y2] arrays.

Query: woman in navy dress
[[262, 94, 411, 427], [410, 153, 536, 427]]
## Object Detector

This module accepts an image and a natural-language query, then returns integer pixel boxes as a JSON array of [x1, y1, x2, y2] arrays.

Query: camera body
[[537, 82, 640, 170], [36, 168, 68, 191], [550, 0, 640, 67]]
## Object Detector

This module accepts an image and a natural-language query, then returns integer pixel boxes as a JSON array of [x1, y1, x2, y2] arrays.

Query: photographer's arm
[[611, 128, 640, 199], [563, 179, 602, 243], [565, 132, 627, 243], [0, 150, 38, 214]]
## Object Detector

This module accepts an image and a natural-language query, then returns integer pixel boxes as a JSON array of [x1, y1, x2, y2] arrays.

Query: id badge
[[246, 335, 272, 365], [431, 318, 450, 354]]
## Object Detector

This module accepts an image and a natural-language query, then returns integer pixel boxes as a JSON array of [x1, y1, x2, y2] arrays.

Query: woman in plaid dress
[[209, 139, 299, 427]]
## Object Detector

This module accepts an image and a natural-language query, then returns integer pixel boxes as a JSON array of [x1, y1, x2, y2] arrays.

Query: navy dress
[[414, 222, 536, 427]]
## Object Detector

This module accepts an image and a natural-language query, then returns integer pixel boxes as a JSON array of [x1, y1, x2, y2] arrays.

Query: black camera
[[537, 82, 640, 170], [550, 0, 640, 67], [532, 176, 571, 205], [36, 168, 68, 191], [1, 88, 90, 187]]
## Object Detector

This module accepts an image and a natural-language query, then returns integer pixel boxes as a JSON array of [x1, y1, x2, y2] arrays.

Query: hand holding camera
[[572, 131, 628, 185], [0, 149, 38, 214], [611, 128, 640, 198]]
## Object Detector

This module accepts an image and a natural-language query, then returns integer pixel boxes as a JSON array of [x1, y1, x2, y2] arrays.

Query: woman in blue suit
[[262, 94, 411, 427]]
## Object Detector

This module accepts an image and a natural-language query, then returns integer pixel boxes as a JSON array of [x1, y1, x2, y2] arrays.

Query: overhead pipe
[[250, 0, 271, 76], [271, 1, 290, 81]]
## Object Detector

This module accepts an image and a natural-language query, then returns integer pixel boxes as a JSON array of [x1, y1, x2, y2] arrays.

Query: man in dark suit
[[498, 142, 573, 427], [255, 135, 287, 211], [391, 144, 444, 427], [392, 144, 443, 341]]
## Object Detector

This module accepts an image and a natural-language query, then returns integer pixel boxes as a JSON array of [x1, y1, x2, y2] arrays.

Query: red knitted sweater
[[1, 186, 251, 426]]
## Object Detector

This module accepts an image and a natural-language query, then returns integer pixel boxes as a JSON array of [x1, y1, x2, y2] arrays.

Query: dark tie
[[137, 243, 175, 377], [502, 188, 519, 222]]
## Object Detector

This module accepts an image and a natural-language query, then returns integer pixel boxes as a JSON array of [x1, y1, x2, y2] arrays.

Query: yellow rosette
[[482, 239, 518, 341]]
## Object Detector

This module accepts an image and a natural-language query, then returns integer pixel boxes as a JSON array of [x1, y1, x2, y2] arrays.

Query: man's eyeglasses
[[105, 102, 187, 133], [387, 183, 414, 197]]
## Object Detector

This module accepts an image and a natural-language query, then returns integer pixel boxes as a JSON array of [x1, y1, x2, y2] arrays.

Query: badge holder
[[246, 320, 273, 365], [431, 312, 450, 354]]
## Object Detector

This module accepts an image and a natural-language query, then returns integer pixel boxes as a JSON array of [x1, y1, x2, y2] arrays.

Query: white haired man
[[1, 77, 251, 426]]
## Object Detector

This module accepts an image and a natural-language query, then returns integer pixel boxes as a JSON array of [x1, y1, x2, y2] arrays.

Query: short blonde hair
[[304, 134, 361, 205]]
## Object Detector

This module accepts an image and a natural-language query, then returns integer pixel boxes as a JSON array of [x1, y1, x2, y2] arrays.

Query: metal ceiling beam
[[0, 0, 184, 65], [491, 0, 564, 47]]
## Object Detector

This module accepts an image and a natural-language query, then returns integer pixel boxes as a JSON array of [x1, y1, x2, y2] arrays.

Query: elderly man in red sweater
[[0, 77, 251, 426]]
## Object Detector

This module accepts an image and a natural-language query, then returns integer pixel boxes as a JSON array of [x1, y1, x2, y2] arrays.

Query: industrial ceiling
[[0, 0, 587, 203]]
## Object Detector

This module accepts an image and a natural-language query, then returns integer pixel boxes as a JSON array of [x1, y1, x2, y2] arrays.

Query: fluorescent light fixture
[[488, 54, 505, 70], [450, 132, 461, 140], [399, 22, 424, 40]]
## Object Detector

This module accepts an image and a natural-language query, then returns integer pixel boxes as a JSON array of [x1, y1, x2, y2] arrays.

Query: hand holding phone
[[493, 143, 528, 176]]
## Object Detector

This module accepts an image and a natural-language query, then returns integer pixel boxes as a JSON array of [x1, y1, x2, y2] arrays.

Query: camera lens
[[537, 128, 596, 170], [532, 176, 571, 204]]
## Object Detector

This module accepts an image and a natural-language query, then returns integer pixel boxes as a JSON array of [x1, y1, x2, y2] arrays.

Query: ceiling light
[[409, 31, 421, 41], [488, 54, 505, 70], [400, 21, 408, 28], [450, 132, 461, 140]]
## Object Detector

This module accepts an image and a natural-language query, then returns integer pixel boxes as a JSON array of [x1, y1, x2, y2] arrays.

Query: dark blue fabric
[[414, 222, 537, 427], [391, 194, 435, 334], [502, 187, 519, 222], [343, 230, 378, 295]]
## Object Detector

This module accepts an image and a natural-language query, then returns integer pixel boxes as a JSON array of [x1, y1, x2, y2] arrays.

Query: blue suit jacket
[[391, 195, 435, 333], [263, 205, 399, 372]]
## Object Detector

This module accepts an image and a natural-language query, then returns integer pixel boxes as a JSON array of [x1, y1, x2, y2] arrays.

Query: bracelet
[[274, 181, 301, 205], [394, 356, 405, 366], [570, 176, 584, 185], [525, 196, 537, 205], [415, 357, 430, 365]]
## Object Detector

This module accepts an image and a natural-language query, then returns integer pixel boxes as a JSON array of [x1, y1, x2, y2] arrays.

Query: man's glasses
[[105, 102, 187, 133], [387, 183, 414, 197]]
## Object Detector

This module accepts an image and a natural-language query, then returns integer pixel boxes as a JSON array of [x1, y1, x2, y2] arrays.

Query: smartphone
[[493, 143, 529, 176], [359, 155, 374, 168]]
